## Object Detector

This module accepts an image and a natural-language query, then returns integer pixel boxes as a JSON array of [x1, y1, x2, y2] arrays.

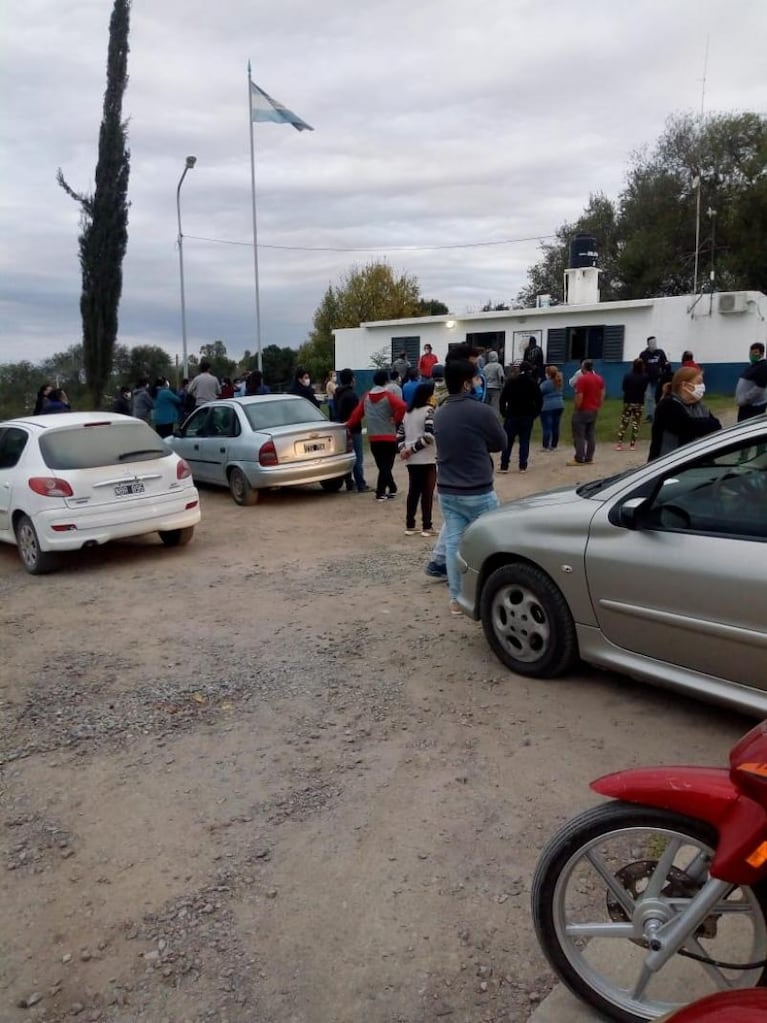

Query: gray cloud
[[3, 0, 767, 367]]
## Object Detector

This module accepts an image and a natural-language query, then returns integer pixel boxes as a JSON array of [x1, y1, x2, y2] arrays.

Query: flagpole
[[247, 60, 263, 372]]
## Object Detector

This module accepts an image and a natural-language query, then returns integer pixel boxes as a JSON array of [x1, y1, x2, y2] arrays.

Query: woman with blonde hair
[[648, 367, 721, 461], [539, 365, 564, 452]]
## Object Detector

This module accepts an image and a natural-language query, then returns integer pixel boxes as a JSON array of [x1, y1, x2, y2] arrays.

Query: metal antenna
[[692, 36, 710, 296]]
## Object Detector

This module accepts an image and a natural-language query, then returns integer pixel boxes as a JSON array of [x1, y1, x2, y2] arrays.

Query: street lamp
[[176, 155, 197, 378]]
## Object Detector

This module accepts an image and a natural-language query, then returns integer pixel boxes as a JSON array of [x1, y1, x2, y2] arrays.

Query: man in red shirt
[[418, 344, 438, 379], [567, 359, 605, 465]]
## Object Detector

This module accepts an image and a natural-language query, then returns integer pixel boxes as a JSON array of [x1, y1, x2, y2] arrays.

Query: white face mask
[[689, 383, 705, 400]]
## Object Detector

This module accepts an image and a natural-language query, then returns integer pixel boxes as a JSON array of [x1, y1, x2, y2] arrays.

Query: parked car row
[[0, 395, 354, 573]]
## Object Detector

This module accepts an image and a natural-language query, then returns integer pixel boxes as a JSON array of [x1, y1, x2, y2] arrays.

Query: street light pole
[[176, 156, 197, 379]]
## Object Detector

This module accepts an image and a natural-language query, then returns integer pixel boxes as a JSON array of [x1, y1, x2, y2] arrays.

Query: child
[[397, 382, 437, 536]]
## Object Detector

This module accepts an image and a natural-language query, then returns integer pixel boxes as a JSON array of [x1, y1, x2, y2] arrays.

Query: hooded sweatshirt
[[346, 386, 406, 441], [483, 351, 506, 391]]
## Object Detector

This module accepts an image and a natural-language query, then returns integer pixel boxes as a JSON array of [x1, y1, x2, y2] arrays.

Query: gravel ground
[[0, 438, 750, 1022]]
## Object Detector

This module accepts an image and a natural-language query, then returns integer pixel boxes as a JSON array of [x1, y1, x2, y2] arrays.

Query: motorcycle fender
[[592, 766, 767, 886]]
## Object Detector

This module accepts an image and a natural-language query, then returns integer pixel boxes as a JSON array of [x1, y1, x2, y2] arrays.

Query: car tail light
[[259, 440, 278, 466], [176, 459, 192, 480], [51, 524, 78, 531], [29, 477, 74, 498], [185, 500, 198, 510], [345, 428, 353, 453]]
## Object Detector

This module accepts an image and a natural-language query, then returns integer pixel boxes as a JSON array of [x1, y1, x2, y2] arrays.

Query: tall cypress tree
[[58, 0, 131, 410]]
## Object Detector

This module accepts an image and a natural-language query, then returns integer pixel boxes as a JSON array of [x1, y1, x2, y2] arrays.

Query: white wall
[[333, 291, 767, 371]]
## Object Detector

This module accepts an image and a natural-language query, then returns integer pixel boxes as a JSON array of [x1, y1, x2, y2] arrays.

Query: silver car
[[167, 396, 356, 505], [456, 416, 767, 716]]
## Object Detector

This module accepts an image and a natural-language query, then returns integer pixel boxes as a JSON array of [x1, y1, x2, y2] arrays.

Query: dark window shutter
[[546, 328, 567, 363], [603, 325, 625, 361], [391, 337, 420, 366]]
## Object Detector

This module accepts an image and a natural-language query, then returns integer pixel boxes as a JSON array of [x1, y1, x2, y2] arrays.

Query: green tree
[[198, 340, 236, 380], [57, 0, 131, 410], [517, 193, 620, 306], [124, 344, 173, 385], [261, 345, 297, 390], [0, 362, 42, 419], [618, 112, 767, 296], [417, 298, 449, 315], [300, 261, 437, 381], [519, 112, 767, 304]]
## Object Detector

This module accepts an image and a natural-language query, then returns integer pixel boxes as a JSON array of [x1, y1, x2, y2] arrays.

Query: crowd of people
[[28, 337, 765, 616], [331, 335, 766, 614]]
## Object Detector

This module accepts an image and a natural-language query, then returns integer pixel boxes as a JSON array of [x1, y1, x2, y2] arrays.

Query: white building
[[334, 282, 767, 396]]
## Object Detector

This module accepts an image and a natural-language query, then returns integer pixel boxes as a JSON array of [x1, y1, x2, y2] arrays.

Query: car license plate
[[114, 482, 145, 496], [303, 442, 327, 453]]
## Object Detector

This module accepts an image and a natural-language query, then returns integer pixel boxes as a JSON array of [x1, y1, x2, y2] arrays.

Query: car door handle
[[219, 447, 225, 453], [193, 444, 199, 450]]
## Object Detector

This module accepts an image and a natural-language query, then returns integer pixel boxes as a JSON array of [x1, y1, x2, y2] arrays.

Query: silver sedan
[[456, 416, 767, 716], [166, 395, 356, 505]]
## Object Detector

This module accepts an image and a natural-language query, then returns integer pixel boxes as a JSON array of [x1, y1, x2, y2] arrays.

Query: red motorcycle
[[532, 721, 767, 1022]]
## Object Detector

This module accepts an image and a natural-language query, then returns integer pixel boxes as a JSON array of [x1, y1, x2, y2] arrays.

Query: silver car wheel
[[15, 514, 57, 574], [490, 581, 551, 663]]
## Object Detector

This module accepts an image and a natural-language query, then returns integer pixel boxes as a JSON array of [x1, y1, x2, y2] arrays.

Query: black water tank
[[569, 233, 598, 269]]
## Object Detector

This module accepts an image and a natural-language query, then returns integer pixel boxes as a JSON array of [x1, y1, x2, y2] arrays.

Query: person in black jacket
[[498, 361, 543, 473], [287, 367, 321, 408], [648, 367, 721, 461], [616, 359, 648, 450], [334, 368, 369, 492]]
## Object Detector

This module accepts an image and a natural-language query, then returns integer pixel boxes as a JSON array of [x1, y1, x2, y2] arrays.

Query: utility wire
[[183, 232, 557, 253]]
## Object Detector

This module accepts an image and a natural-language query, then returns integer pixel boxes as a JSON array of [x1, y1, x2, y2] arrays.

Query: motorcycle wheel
[[531, 802, 767, 1023]]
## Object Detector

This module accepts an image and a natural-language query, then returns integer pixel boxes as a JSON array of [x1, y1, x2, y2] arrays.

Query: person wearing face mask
[[288, 367, 321, 408], [648, 367, 721, 462], [735, 342, 767, 422]]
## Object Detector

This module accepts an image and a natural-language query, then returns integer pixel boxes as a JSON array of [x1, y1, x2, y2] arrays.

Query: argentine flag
[[250, 82, 313, 132]]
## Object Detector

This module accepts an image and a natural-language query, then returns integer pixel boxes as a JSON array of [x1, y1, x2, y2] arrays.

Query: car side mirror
[[619, 497, 647, 530], [173, 424, 183, 438]]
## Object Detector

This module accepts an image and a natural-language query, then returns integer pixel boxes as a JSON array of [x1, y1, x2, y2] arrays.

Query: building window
[[466, 330, 506, 363], [391, 337, 420, 367], [546, 324, 624, 363], [569, 326, 604, 360]]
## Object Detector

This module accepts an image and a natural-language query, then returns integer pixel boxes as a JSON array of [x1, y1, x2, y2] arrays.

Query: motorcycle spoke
[[565, 922, 635, 940], [643, 836, 682, 898], [630, 961, 654, 1001], [584, 849, 635, 917]]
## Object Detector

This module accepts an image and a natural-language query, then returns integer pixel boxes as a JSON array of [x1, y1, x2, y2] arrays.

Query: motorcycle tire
[[531, 801, 767, 1023]]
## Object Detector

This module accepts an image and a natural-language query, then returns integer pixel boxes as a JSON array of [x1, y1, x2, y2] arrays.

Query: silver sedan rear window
[[39, 422, 170, 469], [242, 398, 325, 430]]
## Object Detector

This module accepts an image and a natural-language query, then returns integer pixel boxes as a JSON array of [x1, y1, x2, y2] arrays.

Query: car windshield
[[576, 467, 639, 498], [242, 398, 326, 430], [39, 422, 170, 469]]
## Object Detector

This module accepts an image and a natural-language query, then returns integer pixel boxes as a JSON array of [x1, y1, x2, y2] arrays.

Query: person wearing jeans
[[346, 369, 406, 500], [567, 360, 605, 466], [397, 382, 437, 535], [334, 368, 369, 492], [433, 359, 506, 615], [539, 365, 565, 451]]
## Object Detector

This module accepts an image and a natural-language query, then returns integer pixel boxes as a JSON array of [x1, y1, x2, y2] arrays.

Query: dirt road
[[0, 441, 750, 1022]]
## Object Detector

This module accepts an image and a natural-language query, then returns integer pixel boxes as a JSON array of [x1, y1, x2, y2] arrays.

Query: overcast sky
[[2, 0, 766, 368]]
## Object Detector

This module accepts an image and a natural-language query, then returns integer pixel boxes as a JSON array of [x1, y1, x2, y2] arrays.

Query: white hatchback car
[[0, 412, 201, 574]]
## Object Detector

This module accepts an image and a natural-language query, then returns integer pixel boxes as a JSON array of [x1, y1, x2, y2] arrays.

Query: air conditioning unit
[[718, 292, 748, 314]]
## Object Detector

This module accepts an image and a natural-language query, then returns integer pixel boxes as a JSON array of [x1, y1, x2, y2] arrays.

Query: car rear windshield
[[39, 422, 171, 470], [242, 398, 326, 431]]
